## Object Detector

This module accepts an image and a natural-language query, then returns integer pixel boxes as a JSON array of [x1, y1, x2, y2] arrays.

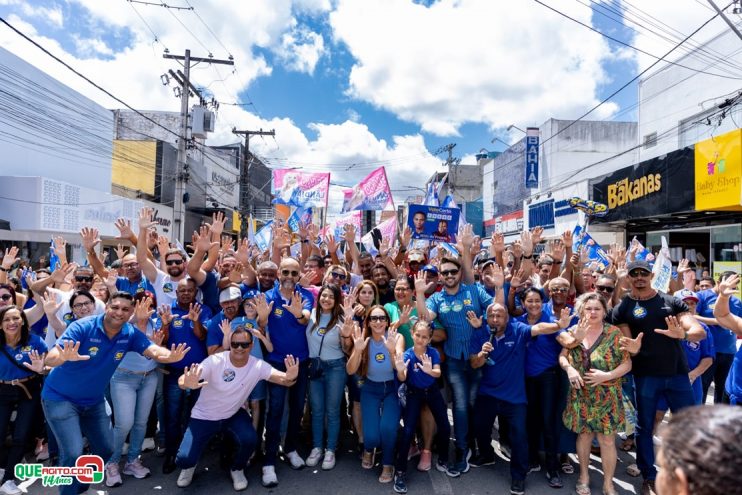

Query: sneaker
[[177, 467, 196, 488], [285, 450, 305, 470], [499, 443, 512, 459], [321, 450, 336, 471], [261, 466, 278, 488], [454, 448, 470, 474], [141, 437, 156, 452], [105, 463, 123, 487], [546, 470, 563, 489], [230, 469, 248, 491], [306, 448, 323, 467], [416, 449, 431, 471], [0, 480, 21, 495], [470, 452, 496, 468], [641, 479, 656, 495], [529, 462, 542, 473], [435, 459, 460, 478], [510, 479, 526, 495], [123, 458, 151, 479], [393, 472, 407, 494]]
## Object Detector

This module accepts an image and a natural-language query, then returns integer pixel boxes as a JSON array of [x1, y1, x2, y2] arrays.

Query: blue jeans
[[264, 359, 309, 466], [360, 379, 401, 466], [395, 384, 450, 472], [109, 368, 158, 463], [42, 398, 113, 495], [308, 358, 346, 452], [164, 371, 200, 457], [634, 374, 694, 480], [443, 357, 481, 450], [176, 408, 257, 470], [474, 394, 528, 481]]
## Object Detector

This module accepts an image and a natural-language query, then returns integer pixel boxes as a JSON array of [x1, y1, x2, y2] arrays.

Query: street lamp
[[507, 124, 526, 134]]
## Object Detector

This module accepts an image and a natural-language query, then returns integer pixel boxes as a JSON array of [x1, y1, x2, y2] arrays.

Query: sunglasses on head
[[231, 341, 253, 349], [165, 259, 183, 266], [330, 272, 347, 281], [440, 269, 460, 277], [0, 294, 13, 301], [629, 270, 651, 278], [75, 276, 94, 283], [368, 315, 388, 322], [281, 269, 300, 277], [596, 285, 615, 293]]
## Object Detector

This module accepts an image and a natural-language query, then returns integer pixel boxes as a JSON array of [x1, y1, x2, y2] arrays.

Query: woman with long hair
[[305, 284, 354, 470], [347, 305, 404, 484], [0, 306, 46, 495]]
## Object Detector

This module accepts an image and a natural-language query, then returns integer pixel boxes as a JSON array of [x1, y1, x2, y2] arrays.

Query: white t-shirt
[[152, 270, 180, 308], [46, 288, 106, 347], [190, 352, 273, 421]]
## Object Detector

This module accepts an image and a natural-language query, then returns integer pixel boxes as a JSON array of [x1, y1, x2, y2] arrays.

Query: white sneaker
[[285, 450, 305, 470], [322, 450, 336, 471], [141, 437, 156, 452], [123, 458, 151, 479], [104, 463, 123, 488], [177, 467, 196, 487], [230, 469, 248, 491], [261, 466, 278, 488], [305, 448, 323, 467], [0, 480, 21, 495]]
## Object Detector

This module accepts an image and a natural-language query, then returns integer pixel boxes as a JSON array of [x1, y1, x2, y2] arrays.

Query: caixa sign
[[528, 199, 555, 229]]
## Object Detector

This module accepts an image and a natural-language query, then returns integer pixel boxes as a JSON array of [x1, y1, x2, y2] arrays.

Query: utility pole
[[706, 0, 742, 42], [232, 128, 275, 238], [163, 49, 234, 243]]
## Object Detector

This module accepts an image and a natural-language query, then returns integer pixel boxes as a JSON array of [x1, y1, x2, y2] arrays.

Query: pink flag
[[341, 166, 394, 212], [272, 169, 330, 208]]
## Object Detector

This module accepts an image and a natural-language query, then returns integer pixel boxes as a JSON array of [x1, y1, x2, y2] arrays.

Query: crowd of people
[[0, 208, 740, 495]]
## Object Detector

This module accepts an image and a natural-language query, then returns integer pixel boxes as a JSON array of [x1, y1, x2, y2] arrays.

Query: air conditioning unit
[[191, 106, 216, 138]]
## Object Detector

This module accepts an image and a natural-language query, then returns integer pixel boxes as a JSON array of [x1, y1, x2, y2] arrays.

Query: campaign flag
[[247, 214, 256, 244], [329, 211, 362, 242], [254, 220, 273, 252], [441, 194, 466, 230], [439, 242, 460, 257], [407, 204, 459, 242], [423, 173, 448, 207], [287, 207, 313, 233], [290, 242, 302, 258], [361, 216, 398, 255], [272, 169, 330, 208], [652, 236, 673, 293], [572, 225, 610, 270], [342, 166, 394, 212], [627, 236, 654, 262], [49, 237, 61, 271]]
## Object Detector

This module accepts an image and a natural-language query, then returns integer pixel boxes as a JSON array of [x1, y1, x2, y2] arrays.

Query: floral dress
[[563, 324, 629, 434]]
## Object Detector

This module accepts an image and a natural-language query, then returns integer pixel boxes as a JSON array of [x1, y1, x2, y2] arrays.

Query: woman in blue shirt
[[346, 305, 404, 484], [0, 305, 46, 495]]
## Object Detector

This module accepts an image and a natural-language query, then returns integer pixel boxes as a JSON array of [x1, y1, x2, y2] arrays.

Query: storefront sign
[[525, 128, 539, 189], [492, 210, 524, 235], [694, 128, 742, 211], [528, 199, 555, 229], [591, 148, 694, 222]]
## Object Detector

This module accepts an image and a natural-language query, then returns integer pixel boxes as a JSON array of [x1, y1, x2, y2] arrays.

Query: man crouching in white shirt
[[174, 325, 299, 491]]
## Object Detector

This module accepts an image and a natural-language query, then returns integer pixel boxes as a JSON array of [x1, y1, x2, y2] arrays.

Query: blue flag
[[49, 237, 60, 271], [572, 226, 610, 270]]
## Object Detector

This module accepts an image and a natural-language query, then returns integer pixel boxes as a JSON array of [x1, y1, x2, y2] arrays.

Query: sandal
[[575, 481, 591, 495], [378, 465, 394, 483], [562, 461, 575, 475], [620, 438, 634, 452], [361, 450, 375, 469], [625, 463, 641, 477]]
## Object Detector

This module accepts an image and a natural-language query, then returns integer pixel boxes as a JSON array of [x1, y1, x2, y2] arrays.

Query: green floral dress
[[563, 324, 629, 434]]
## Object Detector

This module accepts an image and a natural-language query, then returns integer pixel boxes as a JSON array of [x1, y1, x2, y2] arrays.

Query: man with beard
[[136, 208, 187, 308], [372, 264, 395, 304], [30, 264, 105, 325], [206, 286, 244, 355], [258, 257, 313, 487], [242, 261, 279, 294]]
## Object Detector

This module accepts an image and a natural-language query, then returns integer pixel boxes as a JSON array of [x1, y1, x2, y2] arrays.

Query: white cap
[[219, 286, 242, 303]]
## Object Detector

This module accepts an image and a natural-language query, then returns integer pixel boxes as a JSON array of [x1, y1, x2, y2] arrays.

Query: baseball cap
[[673, 289, 699, 302], [421, 264, 438, 275], [219, 285, 242, 303], [407, 250, 426, 262], [242, 289, 258, 302], [627, 260, 651, 273]]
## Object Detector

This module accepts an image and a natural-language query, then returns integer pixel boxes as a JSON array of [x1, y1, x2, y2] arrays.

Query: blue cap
[[422, 264, 438, 275]]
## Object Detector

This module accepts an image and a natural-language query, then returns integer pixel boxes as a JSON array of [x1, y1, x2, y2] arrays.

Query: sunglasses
[[551, 287, 569, 293], [629, 270, 651, 278], [368, 315, 388, 322], [231, 341, 253, 349], [0, 294, 13, 301], [165, 259, 183, 266], [281, 270, 300, 277], [330, 272, 347, 281], [440, 269, 460, 277], [596, 285, 615, 293], [75, 276, 94, 283]]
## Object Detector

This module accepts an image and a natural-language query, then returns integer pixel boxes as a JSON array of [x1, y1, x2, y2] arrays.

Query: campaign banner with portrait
[[272, 169, 330, 208], [341, 166, 394, 212], [407, 204, 460, 242]]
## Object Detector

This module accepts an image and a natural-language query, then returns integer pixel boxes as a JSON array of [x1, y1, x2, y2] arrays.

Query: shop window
[[712, 225, 742, 262]]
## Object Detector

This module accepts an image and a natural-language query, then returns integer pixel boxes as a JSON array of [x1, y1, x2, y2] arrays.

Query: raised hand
[[167, 343, 190, 362], [677, 258, 691, 276], [50, 262, 76, 285], [157, 304, 174, 326], [490, 232, 505, 254], [398, 305, 414, 326], [342, 293, 357, 321], [151, 327, 165, 346], [52, 236, 68, 259], [384, 324, 400, 355], [80, 227, 100, 253], [654, 316, 686, 339], [619, 332, 643, 355], [557, 307, 572, 329], [379, 237, 391, 258], [466, 310, 483, 329], [254, 293, 274, 321], [343, 223, 357, 244], [325, 233, 338, 255], [221, 235, 235, 254], [56, 341, 90, 362], [459, 223, 475, 249], [417, 353, 434, 375], [114, 243, 127, 261], [156, 235, 170, 258], [284, 355, 299, 382], [39, 293, 62, 316], [718, 273, 740, 297], [138, 207, 155, 232], [134, 297, 155, 323], [298, 270, 316, 288], [394, 352, 408, 373], [219, 319, 232, 342], [352, 322, 368, 351], [401, 226, 412, 250], [1, 246, 19, 270], [572, 318, 589, 342], [210, 211, 226, 238], [414, 270, 428, 293], [531, 227, 544, 246], [550, 239, 565, 263], [114, 218, 134, 240], [510, 267, 526, 289], [520, 230, 533, 257], [561, 230, 574, 250], [283, 292, 306, 319], [183, 302, 202, 322], [194, 225, 217, 253], [23, 350, 46, 373], [182, 363, 208, 389], [236, 237, 250, 265], [491, 263, 505, 287]]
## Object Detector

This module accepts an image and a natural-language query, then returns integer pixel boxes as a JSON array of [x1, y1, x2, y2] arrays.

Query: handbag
[[307, 329, 327, 380]]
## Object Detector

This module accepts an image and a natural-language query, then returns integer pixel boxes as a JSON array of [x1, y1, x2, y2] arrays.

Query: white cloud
[[0, 0, 64, 28], [72, 35, 113, 58], [274, 23, 326, 74]]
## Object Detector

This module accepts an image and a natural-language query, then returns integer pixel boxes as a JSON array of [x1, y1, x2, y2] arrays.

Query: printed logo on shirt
[[114, 352, 124, 361], [89, 338, 102, 343], [14, 353, 22, 361], [686, 341, 700, 351], [63, 313, 74, 322], [374, 352, 386, 363], [505, 341, 515, 347], [274, 308, 284, 316], [163, 283, 173, 293], [317, 327, 327, 336], [632, 306, 647, 319], [21, 346, 31, 352], [463, 299, 472, 306], [223, 369, 236, 382], [440, 301, 464, 314], [88, 346, 99, 357], [173, 319, 184, 328]]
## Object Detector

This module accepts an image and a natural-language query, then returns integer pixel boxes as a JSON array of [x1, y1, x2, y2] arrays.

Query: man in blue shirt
[[257, 257, 314, 488], [696, 271, 742, 403], [469, 303, 570, 495], [205, 285, 243, 355], [712, 273, 742, 405], [41, 291, 189, 495]]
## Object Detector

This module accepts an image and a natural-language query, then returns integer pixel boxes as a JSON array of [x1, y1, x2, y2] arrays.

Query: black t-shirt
[[378, 288, 396, 306], [611, 292, 689, 377]]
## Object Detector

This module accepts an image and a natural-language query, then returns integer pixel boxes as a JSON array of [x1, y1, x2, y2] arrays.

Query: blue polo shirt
[[470, 320, 532, 405], [516, 311, 563, 377], [403, 346, 440, 390], [726, 346, 742, 404], [696, 289, 742, 355], [199, 271, 221, 315], [206, 308, 243, 349], [115, 276, 154, 296], [0, 334, 47, 381], [264, 285, 314, 362], [167, 301, 211, 369], [42, 314, 152, 405], [426, 283, 493, 360]]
